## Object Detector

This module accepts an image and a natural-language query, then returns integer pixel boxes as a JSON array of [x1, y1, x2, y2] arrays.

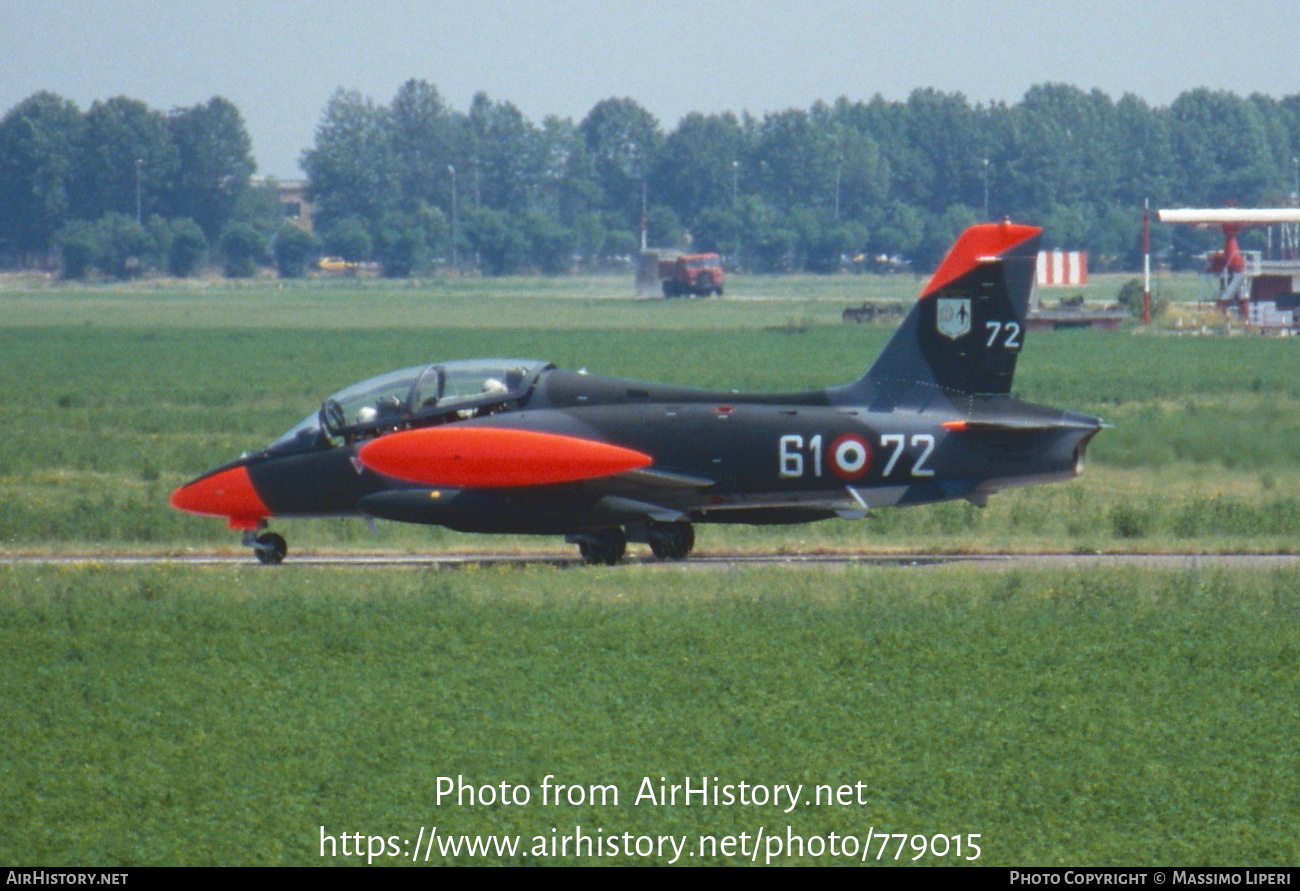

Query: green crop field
[[1, 273, 1297, 866], [1, 564, 1296, 866], [0, 272, 1295, 557]]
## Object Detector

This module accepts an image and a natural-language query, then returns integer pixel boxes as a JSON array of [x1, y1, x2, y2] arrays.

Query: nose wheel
[[243, 529, 288, 564]]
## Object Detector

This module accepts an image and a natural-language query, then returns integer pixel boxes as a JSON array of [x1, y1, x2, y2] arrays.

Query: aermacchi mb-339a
[[171, 221, 1103, 564]]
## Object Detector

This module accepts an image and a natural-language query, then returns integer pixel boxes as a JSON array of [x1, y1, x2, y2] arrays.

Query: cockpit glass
[[268, 359, 548, 449], [439, 360, 528, 403], [329, 366, 428, 426]]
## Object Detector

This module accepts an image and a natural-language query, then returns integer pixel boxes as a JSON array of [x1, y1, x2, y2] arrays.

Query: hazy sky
[[5, 0, 1300, 178]]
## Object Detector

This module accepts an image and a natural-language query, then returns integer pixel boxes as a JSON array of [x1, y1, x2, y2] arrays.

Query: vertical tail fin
[[847, 221, 1041, 406]]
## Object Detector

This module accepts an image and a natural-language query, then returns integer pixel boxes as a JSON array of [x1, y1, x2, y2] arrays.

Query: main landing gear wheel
[[250, 531, 287, 565], [577, 528, 627, 566], [647, 521, 695, 561]]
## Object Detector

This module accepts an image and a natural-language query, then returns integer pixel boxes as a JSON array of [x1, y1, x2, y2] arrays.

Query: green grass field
[[2, 564, 1296, 866], [1, 273, 1297, 865], [0, 274, 1295, 556]]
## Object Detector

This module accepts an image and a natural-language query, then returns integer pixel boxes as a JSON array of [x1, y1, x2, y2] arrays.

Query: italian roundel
[[829, 433, 871, 480]]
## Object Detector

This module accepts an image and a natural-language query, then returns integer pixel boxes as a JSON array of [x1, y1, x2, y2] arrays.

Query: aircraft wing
[[612, 467, 715, 490]]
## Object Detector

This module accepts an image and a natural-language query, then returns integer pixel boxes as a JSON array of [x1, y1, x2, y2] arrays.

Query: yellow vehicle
[[316, 256, 359, 274]]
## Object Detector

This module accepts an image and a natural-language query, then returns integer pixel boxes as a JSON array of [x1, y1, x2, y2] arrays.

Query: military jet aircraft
[[171, 221, 1102, 564]]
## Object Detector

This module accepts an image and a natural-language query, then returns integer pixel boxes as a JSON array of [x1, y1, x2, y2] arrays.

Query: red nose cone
[[170, 465, 270, 530], [358, 426, 653, 488]]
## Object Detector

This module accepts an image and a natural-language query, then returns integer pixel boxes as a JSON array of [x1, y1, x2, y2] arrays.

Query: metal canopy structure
[[1158, 207, 1300, 328], [1157, 208, 1300, 225]]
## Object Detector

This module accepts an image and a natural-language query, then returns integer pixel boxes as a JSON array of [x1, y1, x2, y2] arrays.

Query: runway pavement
[[3, 552, 1297, 570]]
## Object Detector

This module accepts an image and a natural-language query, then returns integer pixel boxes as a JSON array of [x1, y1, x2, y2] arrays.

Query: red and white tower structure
[[1158, 207, 1300, 329]]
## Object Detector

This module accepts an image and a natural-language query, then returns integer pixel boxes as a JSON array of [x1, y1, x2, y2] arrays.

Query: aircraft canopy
[[269, 359, 549, 449]]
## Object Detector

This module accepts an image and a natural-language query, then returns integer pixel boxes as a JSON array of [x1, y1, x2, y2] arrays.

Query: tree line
[[304, 81, 1300, 275], [0, 93, 303, 278], [5, 82, 1300, 278]]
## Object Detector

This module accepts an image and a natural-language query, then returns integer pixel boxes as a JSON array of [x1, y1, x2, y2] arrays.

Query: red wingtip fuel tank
[[921, 220, 1042, 297], [358, 426, 653, 488], [170, 465, 270, 530]]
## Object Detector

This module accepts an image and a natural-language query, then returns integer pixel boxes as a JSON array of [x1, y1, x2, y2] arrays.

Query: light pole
[[834, 156, 842, 221], [1142, 198, 1151, 325], [135, 158, 143, 224], [640, 181, 647, 252], [447, 164, 458, 268], [732, 160, 742, 272]]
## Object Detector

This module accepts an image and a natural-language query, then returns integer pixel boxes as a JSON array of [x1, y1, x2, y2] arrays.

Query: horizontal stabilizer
[[942, 414, 1102, 434]]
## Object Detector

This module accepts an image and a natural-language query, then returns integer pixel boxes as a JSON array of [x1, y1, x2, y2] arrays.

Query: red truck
[[659, 253, 725, 297]]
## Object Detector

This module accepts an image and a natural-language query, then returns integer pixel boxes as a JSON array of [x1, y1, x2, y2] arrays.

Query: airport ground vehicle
[[660, 253, 724, 297]]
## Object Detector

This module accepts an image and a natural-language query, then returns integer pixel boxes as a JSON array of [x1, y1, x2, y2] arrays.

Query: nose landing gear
[[242, 527, 288, 564]]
